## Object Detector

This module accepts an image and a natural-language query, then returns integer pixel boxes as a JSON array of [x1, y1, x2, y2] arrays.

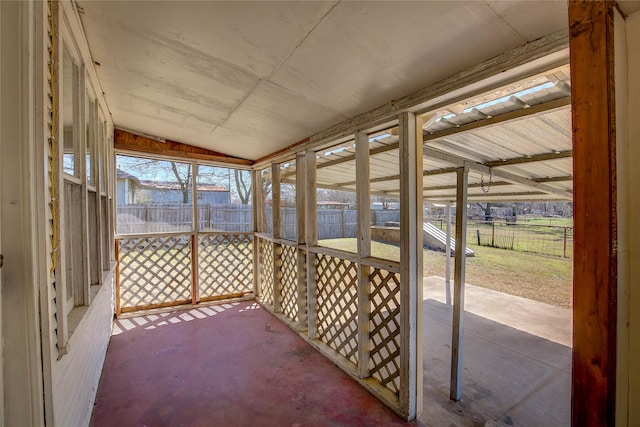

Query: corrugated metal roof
[[278, 65, 573, 202]]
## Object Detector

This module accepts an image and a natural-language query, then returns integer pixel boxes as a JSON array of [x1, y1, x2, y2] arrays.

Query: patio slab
[[421, 276, 571, 427]]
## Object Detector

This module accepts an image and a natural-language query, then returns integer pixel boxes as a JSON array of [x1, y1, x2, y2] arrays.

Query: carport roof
[[279, 64, 572, 202]]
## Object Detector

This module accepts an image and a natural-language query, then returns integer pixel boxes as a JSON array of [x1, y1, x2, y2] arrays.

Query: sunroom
[[1, 1, 637, 427]]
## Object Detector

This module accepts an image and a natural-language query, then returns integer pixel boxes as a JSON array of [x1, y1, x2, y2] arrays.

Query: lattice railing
[[369, 267, 401, 396], [259, 238, 274, 306], [315, 253, 359, 365], [198, 233, 253, 299], [279, 243, 299, 322], [118, 235, 192, 311]]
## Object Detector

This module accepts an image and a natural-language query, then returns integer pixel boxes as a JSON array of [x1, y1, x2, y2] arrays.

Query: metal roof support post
[[399, 112, 424, 420], [450, 165, 469, 402]]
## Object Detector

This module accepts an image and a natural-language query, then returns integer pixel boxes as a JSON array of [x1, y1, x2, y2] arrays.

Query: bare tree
[[234, 170, 252, 205]]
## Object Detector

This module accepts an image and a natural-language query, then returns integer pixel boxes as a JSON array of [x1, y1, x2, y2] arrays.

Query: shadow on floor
[[91, 302, 425, 427], [420, 298, 571, 427]]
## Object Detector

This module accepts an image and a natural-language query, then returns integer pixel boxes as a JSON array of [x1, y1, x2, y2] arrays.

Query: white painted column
[[445, 202, 452, 305], [450, 165, 469, 402], [399, 112, 424, 420], [305, 150, 318, 340], [355, 130, 371, 378], [271, 163, 281, 313], [252, 169, 261, 297], [295, 153, 307, 331]]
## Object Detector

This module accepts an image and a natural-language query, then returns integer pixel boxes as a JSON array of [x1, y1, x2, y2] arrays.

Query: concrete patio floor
[[421, 276, 571, 427], [91, 277, 571, 427]]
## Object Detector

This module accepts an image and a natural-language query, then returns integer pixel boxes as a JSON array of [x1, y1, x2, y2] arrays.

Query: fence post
[[491, 221, 495, 247], [564, 227, 568, 258]]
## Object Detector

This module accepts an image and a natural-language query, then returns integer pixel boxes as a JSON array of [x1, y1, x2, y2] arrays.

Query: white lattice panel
[[369, 268, 401, 395], [279, 244, 298, 322], [118, 235, 192, 310], [198, 234, 253, 298], [259, 238, 274, 306], [315, 254, 358, 364]]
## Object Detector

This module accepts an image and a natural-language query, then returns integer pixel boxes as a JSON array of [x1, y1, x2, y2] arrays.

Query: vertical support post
[[114, 239, 121, 317], [191, 161, 199, 304], [355, 130, 371, 378], [563, 227, 568, 258], [450, 165, 469, 402], [190, 234, 197, 305], [272, 163, 282, 313], [399, 112, 424, 420], [445, 202, 452, 305], [491, 221, 495, 247], [305, 150, 318, 340], [253, 169, 262, 297], [296, 153, 307, 331], [78, 65, 90, 306], [569, 2, 617, 426]]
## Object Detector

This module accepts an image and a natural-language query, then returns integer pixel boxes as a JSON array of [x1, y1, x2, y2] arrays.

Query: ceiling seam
[[211, 1, 342, 135], [482, 0, 528, 44]]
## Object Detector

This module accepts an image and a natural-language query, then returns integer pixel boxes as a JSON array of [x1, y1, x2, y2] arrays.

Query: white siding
[[51, 274, 114, 427]]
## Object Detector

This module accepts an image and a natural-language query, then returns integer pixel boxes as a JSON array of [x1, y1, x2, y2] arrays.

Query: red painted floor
[[91, 301, 424, 427]]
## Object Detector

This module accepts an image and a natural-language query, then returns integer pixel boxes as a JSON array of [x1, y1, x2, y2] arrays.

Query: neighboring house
[[135, 180, 230, 204], [116, 168, 139, 205]]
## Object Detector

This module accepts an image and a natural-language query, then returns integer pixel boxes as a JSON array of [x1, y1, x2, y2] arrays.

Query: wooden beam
[[355, 131, 372, 379], [114, 128, 253, 166], [569, 2, 617, 426], [450, 166, 469, 402], [423, 147, 573, 199], [483, 150, 572, 168], [423, 96, 571, 143], [398, 112, 423, 420]]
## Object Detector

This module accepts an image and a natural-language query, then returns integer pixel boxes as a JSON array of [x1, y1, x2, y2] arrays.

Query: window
[[196, 165, 252, 232], [62, 46, 79, 177], [115, 154, 194, 234]]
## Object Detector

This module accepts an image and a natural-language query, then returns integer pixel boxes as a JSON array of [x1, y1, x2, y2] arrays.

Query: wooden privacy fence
[[117, 204, 400, 238], [255, 234, 404, 416], [115, 232, 253, 314]]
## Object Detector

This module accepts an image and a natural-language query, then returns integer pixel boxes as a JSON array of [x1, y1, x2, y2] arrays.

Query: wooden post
[[296, 153, 307, 331], [115, 239, 121, 317], [445, 202, 452, 305], [191, 161, 199, 304], [399, 112, 424, 420], [272, 163, 282, 313], [355, 131, 371, 378], [190, 234, 197, 305], [252, 169, 261, 297], [305, 150, 318, 340], [450, 165, 469, 402], [569, 2, 617, 426], [563, 227, 568, 258]]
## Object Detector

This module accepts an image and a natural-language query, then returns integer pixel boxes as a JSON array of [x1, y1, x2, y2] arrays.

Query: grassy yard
[[318, 238, 572, 308]]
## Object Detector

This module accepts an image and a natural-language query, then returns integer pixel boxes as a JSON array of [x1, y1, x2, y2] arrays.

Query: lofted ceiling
[[78, 0, 569, 161]]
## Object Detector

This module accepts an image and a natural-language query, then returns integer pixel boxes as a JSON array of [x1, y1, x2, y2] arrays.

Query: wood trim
[[569, 2, 617, 426], [398, 112, 423, 420], [114, 128, 253, 166]]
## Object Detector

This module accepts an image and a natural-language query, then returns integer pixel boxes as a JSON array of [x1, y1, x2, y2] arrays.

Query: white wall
[[623, 8, 640, 427], [41, 2, 116, 426]]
